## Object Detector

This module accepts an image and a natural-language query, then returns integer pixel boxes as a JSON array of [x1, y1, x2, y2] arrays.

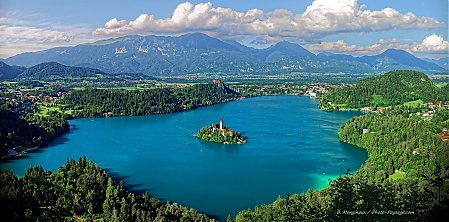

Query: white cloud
[[307, 34, 449, 59], [0, 17, 94, 58], [308, 40, 384, 55], [0, 25, 73, 43], [94, 2, 264, 36], [411, 34, 449, 53], [93, 0, 445, 40]]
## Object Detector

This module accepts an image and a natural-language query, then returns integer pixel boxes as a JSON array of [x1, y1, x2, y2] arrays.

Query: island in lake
[[195, 118, 246, 144]]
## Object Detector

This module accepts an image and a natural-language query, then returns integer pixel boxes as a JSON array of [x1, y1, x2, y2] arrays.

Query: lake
[[0, 95, 367, 219]]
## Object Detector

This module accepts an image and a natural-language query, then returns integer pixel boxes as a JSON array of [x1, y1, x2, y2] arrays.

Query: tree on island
[[195, 118, 246, 144]]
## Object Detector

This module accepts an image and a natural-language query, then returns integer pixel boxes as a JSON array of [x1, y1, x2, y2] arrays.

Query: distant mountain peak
[[273, 40, 292, 46], [379, 48, 412, 56], [179, 32, 210, 38], [376, 48, 443, 70], [258, 41, 315, 62]]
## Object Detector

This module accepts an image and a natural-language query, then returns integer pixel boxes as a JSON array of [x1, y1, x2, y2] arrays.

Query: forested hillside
[[0, 106, 69, 154], [17, 62, 106, 80], [339, 108, 449, 181], [0, 157, 214, 221], [61, 83, 239, 117], [235, 173, 433, 221], [0, 61, 24, 80], [319, 70, 449, 110]]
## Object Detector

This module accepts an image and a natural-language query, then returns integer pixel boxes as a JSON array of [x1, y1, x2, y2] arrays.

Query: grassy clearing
[[402, 99, 424, 108], [36, 102, 74, 116], [389, 171, 406, 181], [37, 104, 63, 116], [435, 83, 448, 88], [334, 103, 348, 107]]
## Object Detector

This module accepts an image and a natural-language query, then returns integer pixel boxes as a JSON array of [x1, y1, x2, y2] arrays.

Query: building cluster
[[0, 87, 66, 114], [304, 84, 329, 97], [422, 102, 449, 110], [229, 82, 335, 97], [360, 107, 385, 113], [439, 128, 449, 143], [415, 102, 449, 120], [212, 79, 225, 90], [210, 118, 234, 136]]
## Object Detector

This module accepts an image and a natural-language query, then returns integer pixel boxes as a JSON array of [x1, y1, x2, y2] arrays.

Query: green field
[[402, 99, 424, 108], [333, 103, 347, 108], [435, 83, 448, 88], [36, 102, 74, 116], [389, 170, 406, 181]]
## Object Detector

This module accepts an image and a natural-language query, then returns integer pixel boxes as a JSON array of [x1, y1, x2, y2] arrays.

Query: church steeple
[[219, 117, 223, 130]]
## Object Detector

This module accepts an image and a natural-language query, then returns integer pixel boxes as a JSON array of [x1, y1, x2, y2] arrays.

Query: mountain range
[[3, 33, 448, 77]]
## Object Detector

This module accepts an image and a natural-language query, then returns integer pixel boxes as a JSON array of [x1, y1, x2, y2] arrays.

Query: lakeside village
[[360, 102, 449, 144], [195, 118, 246, 144], [227, 82, 332, 97], [0, 79, 338, 118]]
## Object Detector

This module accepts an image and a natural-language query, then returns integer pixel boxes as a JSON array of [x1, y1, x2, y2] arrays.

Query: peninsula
[[195, 118, 246, 144]]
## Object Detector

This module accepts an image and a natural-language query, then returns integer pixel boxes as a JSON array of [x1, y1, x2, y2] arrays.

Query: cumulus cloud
[[94, 2, 263, 36], [411, 34, 449, 54], [93, 0, 445, 40], [308, 34, 449, 58]]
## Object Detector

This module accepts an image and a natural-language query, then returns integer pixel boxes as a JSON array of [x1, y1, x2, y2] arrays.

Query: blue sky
[[1, 0, 448, 58]]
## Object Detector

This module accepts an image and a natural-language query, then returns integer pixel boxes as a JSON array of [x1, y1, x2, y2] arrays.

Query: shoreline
[[1, 146, 40, 159], [0, 124, 70, 160]]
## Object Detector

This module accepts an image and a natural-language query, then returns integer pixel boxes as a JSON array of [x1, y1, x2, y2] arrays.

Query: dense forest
[[319, 70, 449, 110], [0, 157, 214, 222], [338, 108, 449, 180], [17, 62, 106, 80], [234, 172, 435, 221], [61, 83, 239, 118], [0, 106, 69, 154]]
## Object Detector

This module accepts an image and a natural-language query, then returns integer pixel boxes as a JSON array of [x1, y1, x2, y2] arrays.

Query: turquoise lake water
[[0, 95, 367, 219]]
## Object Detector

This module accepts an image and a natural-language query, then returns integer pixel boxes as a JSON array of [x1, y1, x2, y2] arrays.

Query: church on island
[[211, 118, 234, 137], [195, 118, 246, 144]]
